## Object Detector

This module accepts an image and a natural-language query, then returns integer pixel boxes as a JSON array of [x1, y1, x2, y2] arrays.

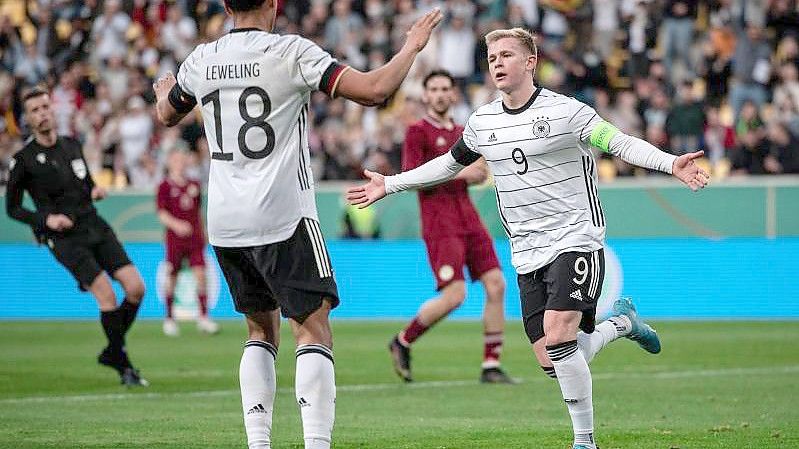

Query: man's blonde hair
[[484, 28, 537, 58]]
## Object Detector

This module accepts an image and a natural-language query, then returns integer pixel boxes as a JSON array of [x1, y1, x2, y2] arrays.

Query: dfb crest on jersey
[[532, 120, 550, 138], [71, 158, 87, 179]]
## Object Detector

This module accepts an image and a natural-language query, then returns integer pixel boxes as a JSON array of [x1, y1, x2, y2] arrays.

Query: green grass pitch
[[1, 320, 797, 448]]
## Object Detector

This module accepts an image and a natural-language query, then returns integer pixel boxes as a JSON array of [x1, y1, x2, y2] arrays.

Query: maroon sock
[[399, 317, 429, 346], [166, 295, 174, 319], [483, 331, 503, 368], [198, 292, 208, 317]]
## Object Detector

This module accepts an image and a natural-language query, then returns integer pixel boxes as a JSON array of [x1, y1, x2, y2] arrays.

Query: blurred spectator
[[438, 15, 476, 89], [660, 1, 696, 82], [1, 0, 798, 188], [703, 106, 736, 165], [14, 43, 49, 86], [731, 101, 768, 174], [729, 24, 771, 119], [764, 122, 799, 174], [90, 0, 131, 66], [117, 96, 154, 182], [665, 82, 705, 155]]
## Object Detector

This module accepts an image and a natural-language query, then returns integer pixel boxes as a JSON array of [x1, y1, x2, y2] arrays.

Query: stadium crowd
[[0, 0, 798, 190]]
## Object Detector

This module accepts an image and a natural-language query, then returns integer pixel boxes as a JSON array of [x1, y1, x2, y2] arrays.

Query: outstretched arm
[[572, 103, 710, 191], [335, 9, 443, 106], [346, 139, 476, 208], [595, 124, 710, 191]]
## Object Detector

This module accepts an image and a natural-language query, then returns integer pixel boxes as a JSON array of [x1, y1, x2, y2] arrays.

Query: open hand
[[345, 170, 387, 208], [173, 220, 193, 238], [46, 214, 74, 232], [404, 9, 444, 53], [91, 186, 107, 201], [672, 151, 710, 191]]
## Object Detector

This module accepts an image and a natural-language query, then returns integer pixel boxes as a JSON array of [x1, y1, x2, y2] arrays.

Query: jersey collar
[[502, 86, 542, 115], [423, 114, 455, 131], [229, 27, 265, 33]]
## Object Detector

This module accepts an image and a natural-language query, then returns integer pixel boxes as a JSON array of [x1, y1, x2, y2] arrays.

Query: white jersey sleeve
[[567, 99, 677, 174], [291, 37, 348, 97], [175, 45, 204, 98]]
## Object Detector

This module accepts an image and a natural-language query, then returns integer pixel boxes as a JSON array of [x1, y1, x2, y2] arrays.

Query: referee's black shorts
[[213, 218, 340, 321], [45, 215, 132, 291]]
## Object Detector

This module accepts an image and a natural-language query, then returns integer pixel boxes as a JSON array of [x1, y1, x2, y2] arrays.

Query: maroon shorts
[[166, 240, 205, 272], [423, 227, 500, 290]]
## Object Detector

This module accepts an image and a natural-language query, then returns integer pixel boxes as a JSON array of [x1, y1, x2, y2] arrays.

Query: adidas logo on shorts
[[569, 290, 584, 301]]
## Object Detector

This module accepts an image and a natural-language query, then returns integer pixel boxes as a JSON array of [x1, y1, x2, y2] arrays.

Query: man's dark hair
[[22, 86, 49, 104], [224, 0, 267, 12], [423, 70, 455, 89]]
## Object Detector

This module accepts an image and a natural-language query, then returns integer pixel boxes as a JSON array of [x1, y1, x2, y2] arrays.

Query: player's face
[[422, 76, 455, 116], [24, 94, 55, 134], [487, 38, 536, 93]]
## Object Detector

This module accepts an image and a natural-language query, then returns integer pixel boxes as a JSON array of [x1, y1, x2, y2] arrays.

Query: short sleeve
[[293, 37, 348, 97], [450, 114, 482, 166], [402, 126, 427, 171], [156, 182, 169, 212], [461, 115, 480, 151], [176, 46, 202, 98]]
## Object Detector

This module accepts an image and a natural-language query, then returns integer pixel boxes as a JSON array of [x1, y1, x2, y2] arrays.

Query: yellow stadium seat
[[597, 159, 618, 182]]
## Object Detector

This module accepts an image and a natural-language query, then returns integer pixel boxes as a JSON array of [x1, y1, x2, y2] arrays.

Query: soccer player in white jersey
[[347, 28, 709, 449], [152, 1, 442, 448]]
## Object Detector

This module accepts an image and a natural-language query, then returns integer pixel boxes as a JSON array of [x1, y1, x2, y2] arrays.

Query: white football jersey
[[176, 28, 347, 247], [459, 87, 607, 274]]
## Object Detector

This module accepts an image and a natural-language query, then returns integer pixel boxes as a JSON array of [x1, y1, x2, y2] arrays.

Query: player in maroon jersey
[[388, 70, 514, 383], [156, 148, 218, 336]]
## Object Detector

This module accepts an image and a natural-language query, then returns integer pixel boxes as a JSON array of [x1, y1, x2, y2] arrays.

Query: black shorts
[[213, 218, 340, 320], [45, 216, 132, 290], [518, 249, 605, 343]]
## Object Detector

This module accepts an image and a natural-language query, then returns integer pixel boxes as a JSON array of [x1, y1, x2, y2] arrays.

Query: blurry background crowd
[[0, 0, 798, 191]]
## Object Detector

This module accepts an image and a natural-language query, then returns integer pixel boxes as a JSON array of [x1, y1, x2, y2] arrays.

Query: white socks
[[576, 316, 631, 363], [295, 344, 336, 449], [547, 340, 594, 448], [240, 340, 277, 449]]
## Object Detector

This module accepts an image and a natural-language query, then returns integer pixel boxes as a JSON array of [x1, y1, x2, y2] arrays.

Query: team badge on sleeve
[[71, 158, 87, 179]]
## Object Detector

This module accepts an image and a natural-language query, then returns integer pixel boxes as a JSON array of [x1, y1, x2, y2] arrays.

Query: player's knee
[[483, 272, 506, 302], [441, 282, 466, 310], [124, 278, 146, 303]]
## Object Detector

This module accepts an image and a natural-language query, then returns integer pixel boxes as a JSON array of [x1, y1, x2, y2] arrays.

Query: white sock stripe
[[309, 220, 332, 277], [546, 342, 579, 361], [303, 218, 332, 278], [245, 340, 277, 358], [484, 334, 504, 344]]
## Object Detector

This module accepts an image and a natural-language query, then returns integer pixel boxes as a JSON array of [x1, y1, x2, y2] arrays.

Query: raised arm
[[335, 9, 443, 106], [153, 72, 192, 127]]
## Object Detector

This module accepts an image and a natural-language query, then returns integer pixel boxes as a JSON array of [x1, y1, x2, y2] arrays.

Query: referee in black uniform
[[6, 87, 148, 386]]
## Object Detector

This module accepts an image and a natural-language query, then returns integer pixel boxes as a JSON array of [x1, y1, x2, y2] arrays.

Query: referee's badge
[[71, 158, 87, 179], [8, 158, 14, 171], [532, 119, 550, 138], [36, 153, 46, 164]]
